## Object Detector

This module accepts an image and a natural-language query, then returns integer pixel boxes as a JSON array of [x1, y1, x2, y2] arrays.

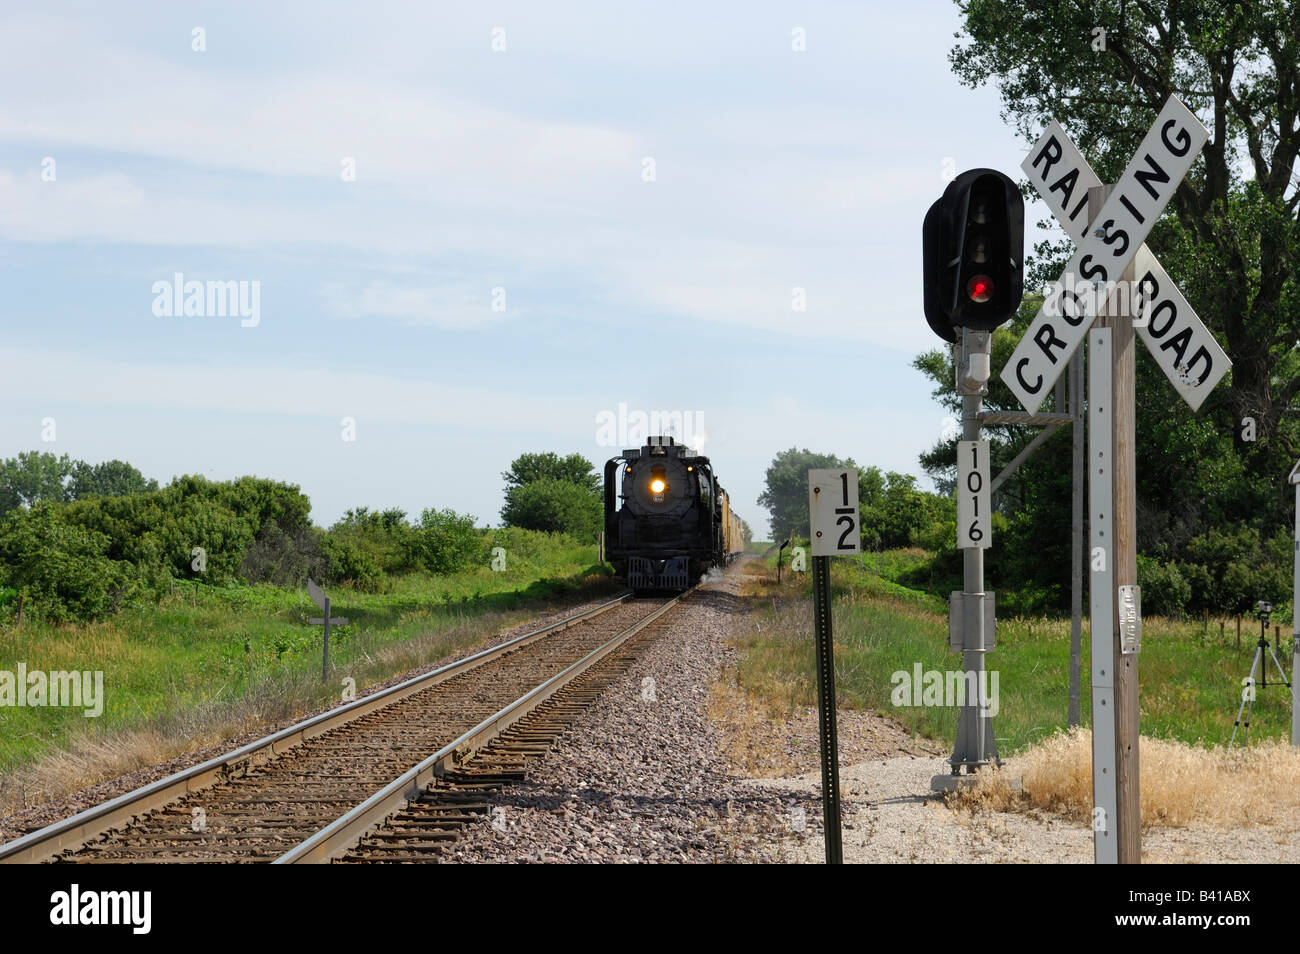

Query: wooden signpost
[[1008, 95, 1220, 864], [306, 578, 349, 683], [1291, 460, 1300, 748]]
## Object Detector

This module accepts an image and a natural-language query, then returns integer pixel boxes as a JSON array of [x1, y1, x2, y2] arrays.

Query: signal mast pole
[[949, 328, 998, 777]]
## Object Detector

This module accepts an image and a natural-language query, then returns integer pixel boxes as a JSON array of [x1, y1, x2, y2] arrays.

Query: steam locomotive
[[603, 436, 744, 590]]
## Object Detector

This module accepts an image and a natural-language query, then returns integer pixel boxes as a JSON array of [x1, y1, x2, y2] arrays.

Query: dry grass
[[955, 728, 1300, 830], [708, 678, 804, 777]]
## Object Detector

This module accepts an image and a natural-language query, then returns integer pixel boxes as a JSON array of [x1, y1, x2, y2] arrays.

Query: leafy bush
[[320, 535, 386, 591], [0, 504, 138, 621], [0, 448, 604, 622], [327, 507, 419, 578], [1181, 527, 1289, 614], [1137, 556, 1191, 618], [415, 508, 480, 574], [241, 522, 328, 588]]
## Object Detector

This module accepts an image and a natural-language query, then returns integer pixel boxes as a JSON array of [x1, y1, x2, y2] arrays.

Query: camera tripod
[[1229, 625, 1293, 750]]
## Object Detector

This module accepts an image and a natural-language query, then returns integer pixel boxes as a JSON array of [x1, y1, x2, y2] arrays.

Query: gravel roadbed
[[442, 570, 815, 862], [751, 757, 1300, 863]]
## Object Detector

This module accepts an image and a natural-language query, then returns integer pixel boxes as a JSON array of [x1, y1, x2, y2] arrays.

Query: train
[[602, 436, 744, 590]]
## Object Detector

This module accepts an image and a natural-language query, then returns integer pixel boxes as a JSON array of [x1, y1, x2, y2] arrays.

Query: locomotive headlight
[[647, 464, 669, 500]]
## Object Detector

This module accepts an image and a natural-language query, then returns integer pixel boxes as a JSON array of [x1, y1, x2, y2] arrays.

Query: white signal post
[[1011, 96, 1218, 864], [934, 331, 1000, 791], [806, 468, 861, 864]]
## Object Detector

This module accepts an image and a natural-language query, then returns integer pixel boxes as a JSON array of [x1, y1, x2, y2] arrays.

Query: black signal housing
[[921, 168, 1024, 338]]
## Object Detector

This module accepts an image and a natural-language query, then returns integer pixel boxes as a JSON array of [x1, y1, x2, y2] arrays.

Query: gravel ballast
[[442, 576, 813, 862]]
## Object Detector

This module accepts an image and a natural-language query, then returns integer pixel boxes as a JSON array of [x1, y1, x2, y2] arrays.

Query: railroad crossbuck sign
[[306, 578, 348, 627], [1002, 96, 1226, 413], [306, 578, 348, 682], [808, 469, 861, 556]]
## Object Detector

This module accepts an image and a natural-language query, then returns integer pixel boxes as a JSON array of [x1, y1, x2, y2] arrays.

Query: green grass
[[0, 541, 615, 779], [734, 549, 1295, 753]]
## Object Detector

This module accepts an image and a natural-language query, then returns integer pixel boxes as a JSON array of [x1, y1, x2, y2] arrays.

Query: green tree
[[500, 451, 602, 537], [502, 452, 600, 494], [757, 448, 859, 538], [69, 459, 158, 499], [953, 1, 1300, 425], [864, 470, 948, 550], [501, 478, 602, 539], [0, 451, 74, 513], [327, 507, 418, 577]]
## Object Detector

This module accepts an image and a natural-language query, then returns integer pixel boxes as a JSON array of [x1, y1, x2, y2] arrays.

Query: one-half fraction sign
[[808, 469, 861, 556], [957, 440, 991, 549]]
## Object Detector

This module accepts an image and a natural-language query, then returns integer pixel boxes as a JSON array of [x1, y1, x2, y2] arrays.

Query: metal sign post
[[307, 578, 349, 683], [933, 329, 999, 791], [1009, 96, 1215, 864], [810, 555, 840, 863], [1290, 460, 1300, 747], [807, 468, 861, 865], [1087, 314, 1119, 864]]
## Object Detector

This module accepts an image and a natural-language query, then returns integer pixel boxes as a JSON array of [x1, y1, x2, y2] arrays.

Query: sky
[[0, 1, 1054, 537]]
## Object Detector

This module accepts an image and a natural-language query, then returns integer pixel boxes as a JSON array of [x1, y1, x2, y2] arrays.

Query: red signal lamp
[[967, 275, 994, 303]]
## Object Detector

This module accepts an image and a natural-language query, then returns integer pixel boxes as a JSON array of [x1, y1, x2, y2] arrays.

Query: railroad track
[[0, 591, 687, 864], [340, 606, 675, 862]]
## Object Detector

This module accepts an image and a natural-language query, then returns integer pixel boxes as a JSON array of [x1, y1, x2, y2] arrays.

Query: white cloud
[[0, 346, 587, 430], [320, 280, 512, 329], [0, 11, 995, 354]]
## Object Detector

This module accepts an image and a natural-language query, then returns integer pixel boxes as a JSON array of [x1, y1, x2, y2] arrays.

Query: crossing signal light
[[922, 168, 1024, 339], [967, 275, 993, 302]]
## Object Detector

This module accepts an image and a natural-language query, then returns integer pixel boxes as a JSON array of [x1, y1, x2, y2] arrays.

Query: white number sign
[[808, 469, 861, 556], [956, 441, 992, 549]]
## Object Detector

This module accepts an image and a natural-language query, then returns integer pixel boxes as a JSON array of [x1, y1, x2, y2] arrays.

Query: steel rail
[[0, 593, 632, 864], [275, 593, 684, 863]]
